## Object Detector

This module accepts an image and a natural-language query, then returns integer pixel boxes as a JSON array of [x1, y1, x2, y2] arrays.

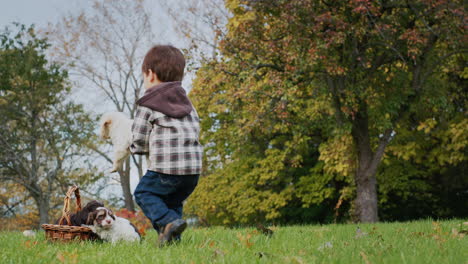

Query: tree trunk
[[355, 165, 378, 222], [351, 105, 379, 223], [35, 197, 50, 228], [119, 157, 135, 211]]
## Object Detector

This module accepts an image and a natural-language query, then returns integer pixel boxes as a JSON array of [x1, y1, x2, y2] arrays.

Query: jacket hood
[[136, 81, 193, 118]]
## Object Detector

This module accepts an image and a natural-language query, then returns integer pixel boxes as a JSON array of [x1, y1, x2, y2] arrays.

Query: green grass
[[1, 219, 467, 264]]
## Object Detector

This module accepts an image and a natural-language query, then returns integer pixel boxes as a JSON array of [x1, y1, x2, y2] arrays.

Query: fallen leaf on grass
[[431, 222, 448, 243], [56, 250, 78, 264], [360, 251, 371, 264], [451, 228, 466, 238], [57, 252, 65, 263], [290, 256, 305, 264], [23, 240, 38, 248], [431, 234, 446, 243], [282, 256, 305, 264], [199, 239, 216, 249], [209, 240, 216, 248], [432, 222, 442, 233], [410, 232, 425, 237], [237, 233, 253, 248]]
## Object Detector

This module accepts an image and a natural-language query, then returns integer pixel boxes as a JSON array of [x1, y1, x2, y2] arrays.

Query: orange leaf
[[57, 252, 65, 263], [23, 240, 31, 248], [209, 240, 216, 248], [138, 227, 146, 237]]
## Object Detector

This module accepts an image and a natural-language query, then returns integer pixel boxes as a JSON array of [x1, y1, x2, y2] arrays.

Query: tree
[[378, 80, 467, 220], [0, 24, 100, 226], [164, 0, 229, 64], [188, 0, 466, 223], [46, 0, 156, 211]]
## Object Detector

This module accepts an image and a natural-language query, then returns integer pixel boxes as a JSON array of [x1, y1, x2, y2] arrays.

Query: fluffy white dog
[[99, 112, 133, 173]]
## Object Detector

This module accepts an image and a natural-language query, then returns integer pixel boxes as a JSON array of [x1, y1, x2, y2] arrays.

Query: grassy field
[[0, 219, 467, 264]]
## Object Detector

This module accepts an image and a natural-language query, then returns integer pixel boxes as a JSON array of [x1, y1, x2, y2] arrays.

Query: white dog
[[83, 207, 141, 243], [99, 112, 133, 173]]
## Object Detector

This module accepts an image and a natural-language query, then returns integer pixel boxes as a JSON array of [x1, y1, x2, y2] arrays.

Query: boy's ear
[[148, 70, 157, 82], [146, 69, 161, 83], [143, 69, 151, 78]]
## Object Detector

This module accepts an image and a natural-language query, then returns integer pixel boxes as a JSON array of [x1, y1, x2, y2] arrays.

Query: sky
[[0, 0, 83, 28]]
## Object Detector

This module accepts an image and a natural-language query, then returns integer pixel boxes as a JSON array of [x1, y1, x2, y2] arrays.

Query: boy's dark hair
[[142, 45, 185, 82]]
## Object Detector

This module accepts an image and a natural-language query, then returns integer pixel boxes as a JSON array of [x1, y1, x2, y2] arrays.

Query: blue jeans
[[134, 170, 199, 233]]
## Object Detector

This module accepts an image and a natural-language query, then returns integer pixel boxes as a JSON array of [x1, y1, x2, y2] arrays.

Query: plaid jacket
[[130, 105, 203, 175]]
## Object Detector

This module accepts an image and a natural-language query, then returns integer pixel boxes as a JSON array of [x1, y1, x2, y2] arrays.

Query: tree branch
[[369, 128, 393, 174], [86, 143, 113, 164]]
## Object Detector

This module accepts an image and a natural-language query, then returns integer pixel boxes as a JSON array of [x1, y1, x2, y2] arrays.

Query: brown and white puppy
[[86, 206, 115, 229], [83, 207, 140, 243]]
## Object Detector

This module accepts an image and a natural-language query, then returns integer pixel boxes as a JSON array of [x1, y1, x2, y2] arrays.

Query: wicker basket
[[42, 186, 99, 242]]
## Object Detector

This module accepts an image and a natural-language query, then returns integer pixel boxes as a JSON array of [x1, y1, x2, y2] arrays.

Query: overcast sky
[[0, 0, 84, 28]]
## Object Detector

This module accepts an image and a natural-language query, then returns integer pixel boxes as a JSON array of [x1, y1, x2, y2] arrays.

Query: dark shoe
[[158, 219, 187, 247]]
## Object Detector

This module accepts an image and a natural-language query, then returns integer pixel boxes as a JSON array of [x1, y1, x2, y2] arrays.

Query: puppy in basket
[[83, 207, 141, 243], [99, 112, 136, 173]]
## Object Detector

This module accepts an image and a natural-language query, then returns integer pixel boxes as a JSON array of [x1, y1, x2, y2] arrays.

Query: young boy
[[130, 45, 203, 246]]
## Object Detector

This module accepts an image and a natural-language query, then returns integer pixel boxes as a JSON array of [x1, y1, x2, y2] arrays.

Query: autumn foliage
[[186, 0, 467, 224], [114, 209, 152, 236]]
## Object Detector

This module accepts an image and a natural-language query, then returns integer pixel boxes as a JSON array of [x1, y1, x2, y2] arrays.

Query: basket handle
[[58, 186, 82, 226]]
